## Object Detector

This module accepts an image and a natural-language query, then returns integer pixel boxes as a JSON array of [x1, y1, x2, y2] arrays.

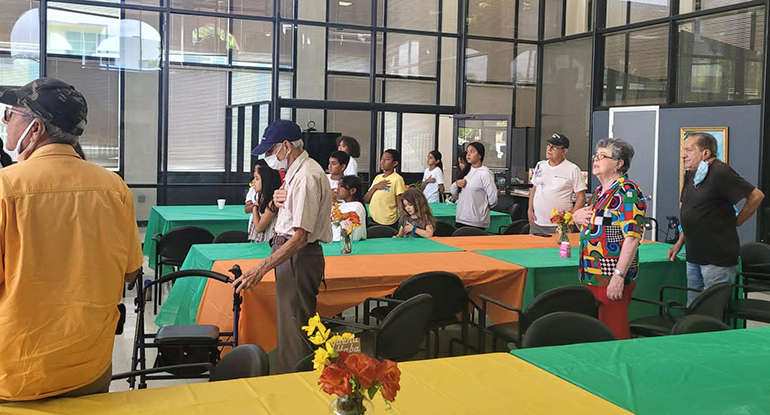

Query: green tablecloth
[[475, 242, 687, 320], [511, 326, 770, 415], [155, 238, 462, 327], [142, 205, 251, 269]]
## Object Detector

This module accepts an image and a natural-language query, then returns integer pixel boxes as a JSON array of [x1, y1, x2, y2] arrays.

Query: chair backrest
[[502, 219, 529, 235], [434, 220, 456, 237], [292, 353, 315, 372], [521, 286, 598, 334], [510, 203, 521, 221], [670, 315, 730, 335], [367, 225, 398, 239], [739, 243, 770, 281], [377, 294, 434, 360], [213, 230, 250, 244], [520, 223, 530, 235], [158, 226, 215, 262], [686, 282, 733, 321], [209, 344, 270, 381], [452, 227, 487, 237], [520, 312, 617, 348], [392, 271, 467, 323]]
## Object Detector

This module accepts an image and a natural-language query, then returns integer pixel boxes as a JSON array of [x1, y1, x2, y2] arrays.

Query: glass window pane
[[326, 110, 372, 172], [677, 7, 765, 102], [516, 44, 538, 127], [232, 70, 273, 104], [680, 0, 753, 14], [47, 57, 119, 169], [328, 75, 370, 102], [328, 28, 372, 73], [516, 85, 537, 127], [383, 112, 397, 152], [170, 14, 228, 65], [440, 38, 457, 106], [607, 0, 670, 28], [602, 25, 669, 106], [385, 0, 438, 31], [298, 0, 325, 21], [384, 79, 436, 105], [402, 114, 436, 173], [565, 0, 591, 36], [330, 0, 372, 26], [466, 40, 514, 83], [542, 38, 592, 171], [466, 84, 513, 115], [124, 62, 160, 184], [385, 33, 438, 77], [468, 1, 516, 38], [281, 0, 294, 19], [296, 25, 326, 99], [544, 0, 563, 39], [231, 19, 272, 68], [168, 68, 227, 172], [2, 1, 40, 58], [442, 0, 459, 33], [518, 0, 540, 40], [170, 0, 274, 16]]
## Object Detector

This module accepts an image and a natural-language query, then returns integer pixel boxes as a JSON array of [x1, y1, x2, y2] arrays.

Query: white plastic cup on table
[[217, 199, 226, 210]]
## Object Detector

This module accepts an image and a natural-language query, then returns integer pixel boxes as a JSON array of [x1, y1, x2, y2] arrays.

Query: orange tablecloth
[[198, 251, 526, 352], [432, 234, 655, 251]]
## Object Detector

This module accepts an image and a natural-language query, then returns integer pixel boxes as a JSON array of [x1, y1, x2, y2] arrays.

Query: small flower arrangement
[[331, 202, 362, 254], [550, 208, 574, 245], [304, 313, 401, 414]]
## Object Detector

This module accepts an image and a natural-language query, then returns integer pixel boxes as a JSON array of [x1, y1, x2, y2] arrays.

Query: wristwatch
[[613, 268, 624, 278]]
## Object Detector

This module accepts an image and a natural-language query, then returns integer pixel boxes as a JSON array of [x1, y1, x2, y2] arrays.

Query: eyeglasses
[[2, 107, 29, 123], [592, 153, 616, 161], [546, 143, 565, 150]]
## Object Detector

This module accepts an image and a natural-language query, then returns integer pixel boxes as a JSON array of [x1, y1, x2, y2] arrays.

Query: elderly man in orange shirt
[[0, 78, 143, 401]]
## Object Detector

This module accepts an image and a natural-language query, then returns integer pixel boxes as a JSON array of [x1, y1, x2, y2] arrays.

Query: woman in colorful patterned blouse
[[573, 138, 646, 339]]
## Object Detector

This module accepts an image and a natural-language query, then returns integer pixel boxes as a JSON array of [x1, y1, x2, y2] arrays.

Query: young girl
[[332, 176, 368, 242], [422, 150, 445, 204], [337, 135, 360, 176], [249, 163, 282, 243], [364, 149, 405, 228], [450, 142, 498, 231], [395, 188, 436, 238]]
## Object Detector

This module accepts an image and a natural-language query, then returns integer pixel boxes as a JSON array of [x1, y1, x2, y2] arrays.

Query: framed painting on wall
[[679, 127, 729, 192]]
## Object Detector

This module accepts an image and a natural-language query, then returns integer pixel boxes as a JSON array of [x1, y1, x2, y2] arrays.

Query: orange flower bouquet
[[304, 313, 401, 415], [550, 208, 574, 245], [331, 202, 362, 254]]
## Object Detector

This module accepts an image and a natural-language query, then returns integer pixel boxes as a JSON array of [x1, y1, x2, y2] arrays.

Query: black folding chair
[[670, 314, 730, 335], [434, 220, 456, 237], [213, 230, 250, 244], [500, 219, 529, 235], [629, 282, 733, 337], [520, 312, 617, 348], [124, 266, 243, 389], [153, 226, 215, 314], [452, 227, 487, 237], [367, 225, 398, 238], [113, 344, 269, 386]]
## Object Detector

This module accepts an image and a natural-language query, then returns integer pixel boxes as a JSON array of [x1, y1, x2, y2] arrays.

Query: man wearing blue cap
[[234, 120, 332, 373]]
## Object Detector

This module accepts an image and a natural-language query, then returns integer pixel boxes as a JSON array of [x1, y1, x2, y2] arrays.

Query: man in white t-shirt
[[528, 133, 587, 234]]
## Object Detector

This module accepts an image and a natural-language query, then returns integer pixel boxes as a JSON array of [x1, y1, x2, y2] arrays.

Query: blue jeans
[[686, 262, 738, 306]]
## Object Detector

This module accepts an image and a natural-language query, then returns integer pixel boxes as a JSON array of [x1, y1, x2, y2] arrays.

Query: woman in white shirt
[[422, 150, 445, 204], [337, 135, 360, 176], [450, 142, 498, 231], [332, 176, 368, 241]]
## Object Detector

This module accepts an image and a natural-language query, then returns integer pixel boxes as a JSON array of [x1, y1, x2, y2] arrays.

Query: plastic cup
[[217, 199, 226, 210]]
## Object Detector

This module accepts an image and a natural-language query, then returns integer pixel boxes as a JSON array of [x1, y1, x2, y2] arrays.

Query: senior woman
[[572, 138, 646, 340]]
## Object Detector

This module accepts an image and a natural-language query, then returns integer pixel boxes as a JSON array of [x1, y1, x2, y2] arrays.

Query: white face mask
[[264, 144, 288, 171], [11, 120, 36, 161]]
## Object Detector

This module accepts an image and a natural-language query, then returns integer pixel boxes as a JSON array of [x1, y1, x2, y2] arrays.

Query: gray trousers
[[273, 242, 325, 374]]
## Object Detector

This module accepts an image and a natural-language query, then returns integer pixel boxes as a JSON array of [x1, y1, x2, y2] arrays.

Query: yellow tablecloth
[[0, 354, 632, 415]]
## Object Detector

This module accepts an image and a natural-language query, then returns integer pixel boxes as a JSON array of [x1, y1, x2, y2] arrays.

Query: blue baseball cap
[[252, 120, 302, 155]]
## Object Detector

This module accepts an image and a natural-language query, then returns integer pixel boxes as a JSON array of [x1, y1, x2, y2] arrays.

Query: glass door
[[453, 115, 513, 192]]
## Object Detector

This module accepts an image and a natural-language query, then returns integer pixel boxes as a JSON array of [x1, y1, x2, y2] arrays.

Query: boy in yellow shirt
[[365, 149, 405, 227]]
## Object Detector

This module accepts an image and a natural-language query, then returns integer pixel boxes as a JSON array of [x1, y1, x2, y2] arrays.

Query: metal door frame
[[452, 114, 513, 186]]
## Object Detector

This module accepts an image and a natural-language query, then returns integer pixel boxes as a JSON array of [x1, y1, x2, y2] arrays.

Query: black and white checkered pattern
[[599, 257, 618, 276]]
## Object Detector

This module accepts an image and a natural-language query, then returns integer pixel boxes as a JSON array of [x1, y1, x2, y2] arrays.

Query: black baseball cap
[[547, 133, 570, 148], [252, 120, 302, 155], [0, 78, 88, 136]]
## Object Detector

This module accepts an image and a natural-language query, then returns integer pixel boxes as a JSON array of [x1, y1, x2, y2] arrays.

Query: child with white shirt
[[332, 176, 367, 241], [422, 150, 445, 204], [450, 142, 498, 231]]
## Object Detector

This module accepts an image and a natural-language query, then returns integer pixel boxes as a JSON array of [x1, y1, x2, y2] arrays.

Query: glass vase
[[557, 224, 570, 245], [329, 394, 373, 415], [340, 233, 353, 254]]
